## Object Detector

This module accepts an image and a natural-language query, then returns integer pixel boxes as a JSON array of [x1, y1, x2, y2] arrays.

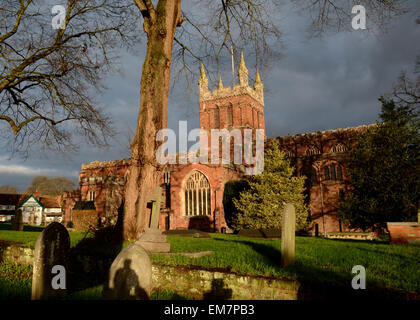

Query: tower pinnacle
[[254, 68, 263, 102], [218, 76, 224, 89], [198, 63, 208, 94], [238, 52, 248, 86]]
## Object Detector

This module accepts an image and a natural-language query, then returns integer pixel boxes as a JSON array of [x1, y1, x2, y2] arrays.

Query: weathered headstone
[[137, 187, 170, 253], [281, 203, 296, 267], [12, 209, 24, 231], [103, 241, 152, 300], [31, 222, 70, 300]]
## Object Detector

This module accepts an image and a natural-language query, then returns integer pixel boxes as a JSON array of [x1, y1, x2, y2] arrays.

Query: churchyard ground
[[0, 223, 419, 299]]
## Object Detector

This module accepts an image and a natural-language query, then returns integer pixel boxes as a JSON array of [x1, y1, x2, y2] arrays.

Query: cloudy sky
[[1, 2, 419, 192]]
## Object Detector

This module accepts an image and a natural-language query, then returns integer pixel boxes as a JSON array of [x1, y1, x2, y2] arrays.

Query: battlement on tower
[[198, 53, 264, 106]]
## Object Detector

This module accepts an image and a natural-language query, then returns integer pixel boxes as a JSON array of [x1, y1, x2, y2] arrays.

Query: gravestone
[[103, 241, 152, 300], [12, 209, 24, 231], [137, 187, 170, 253], [31, 222, 70, 300], [281, 203, 296, 267]]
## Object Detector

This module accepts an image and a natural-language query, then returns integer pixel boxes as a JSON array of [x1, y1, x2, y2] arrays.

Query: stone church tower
[[198, 53, 265, 134]]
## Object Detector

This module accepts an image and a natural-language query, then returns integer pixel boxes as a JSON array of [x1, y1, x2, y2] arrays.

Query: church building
[[62, 55, 371, 235]]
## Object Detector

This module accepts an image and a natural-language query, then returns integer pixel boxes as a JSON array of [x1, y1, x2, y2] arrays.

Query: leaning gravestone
[[31, 222, 70, 300], [103, 241, 152, 300], [281, 203, 296, 267], [137, 187, 170, 253], [12, 209, 24, 231]]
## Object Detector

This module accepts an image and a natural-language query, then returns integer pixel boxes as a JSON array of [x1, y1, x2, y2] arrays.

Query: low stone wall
[[0, 243, 300, 300], [152, 265, 299, 300], [387, 222, 420, 245], [0, 242, 34, 265]]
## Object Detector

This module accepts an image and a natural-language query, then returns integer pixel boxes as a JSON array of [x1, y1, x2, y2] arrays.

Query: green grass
[[0, 262, 188, 300], [0, 262, 32, 300], [150, 234, 420, 293], [1, 223, 419, 297], [0, 223, 89, 247]]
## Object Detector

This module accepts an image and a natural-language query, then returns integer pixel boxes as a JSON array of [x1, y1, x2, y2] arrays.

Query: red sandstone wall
[[77, 160, 130, 226], [276, 126, 373, 234]]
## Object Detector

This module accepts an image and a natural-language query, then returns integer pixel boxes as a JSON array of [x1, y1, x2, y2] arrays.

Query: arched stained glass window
[[330, 164, 336, 180], [184, 171, 211, 216], [337, 165, 343, 180], [324, 166, 330, 181]]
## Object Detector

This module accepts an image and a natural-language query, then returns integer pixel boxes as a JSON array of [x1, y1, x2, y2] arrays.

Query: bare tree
[[123, 0, 413, 239], [0, 185, 18, 194], [0, 0, 139, 156], [389, 16, 420, 108]]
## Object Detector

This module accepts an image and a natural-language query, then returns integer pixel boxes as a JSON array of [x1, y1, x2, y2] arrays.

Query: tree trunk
[[123, 1, 182, 240]]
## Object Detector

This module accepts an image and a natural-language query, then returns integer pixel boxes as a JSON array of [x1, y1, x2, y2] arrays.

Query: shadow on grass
[[67, 203, 125, 297], [212, 237, 419, 300], [322, 238, 420, 264], [294, 263, 420, 300]]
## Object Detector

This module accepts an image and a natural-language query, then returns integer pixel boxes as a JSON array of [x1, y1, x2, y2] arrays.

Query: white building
[[19, 195, 44, 225], [17, 195, 63, 226]]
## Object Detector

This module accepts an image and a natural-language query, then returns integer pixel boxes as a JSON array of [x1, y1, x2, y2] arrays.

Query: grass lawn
[[0, 262, 187, 300], [1, 223, 419, 299], [0, 223, 87, 247], [152, 234, 420, 294]]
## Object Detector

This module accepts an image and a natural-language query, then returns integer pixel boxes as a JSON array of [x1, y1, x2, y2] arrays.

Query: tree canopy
[[0, 0, 139, 155], [0, 185, 18, 194], [338, 97, 420, 231], [25, 175, 76, 195], [231, 140, 310, 232]]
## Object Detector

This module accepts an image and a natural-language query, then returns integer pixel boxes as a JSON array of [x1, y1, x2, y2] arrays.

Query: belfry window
[[184, 171, 211, 216], [228, 105, 233, 127], [214, 108, 220, 129]]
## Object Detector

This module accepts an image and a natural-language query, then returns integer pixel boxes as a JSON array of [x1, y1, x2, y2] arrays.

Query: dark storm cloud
[[1, 6, 419, 190], [265, 15, 420, 136]]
